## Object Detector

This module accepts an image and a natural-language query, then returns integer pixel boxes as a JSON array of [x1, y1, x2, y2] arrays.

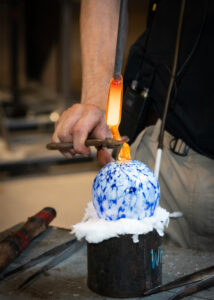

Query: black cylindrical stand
[[87, 231, 162, 298]]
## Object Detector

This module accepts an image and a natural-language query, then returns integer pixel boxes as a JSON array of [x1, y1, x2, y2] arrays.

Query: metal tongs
[[47, 137, 129, 160], [144, 264, 214, 299], [0, 237, 83, 290]]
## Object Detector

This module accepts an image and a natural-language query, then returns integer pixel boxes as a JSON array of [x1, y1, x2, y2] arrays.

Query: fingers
[[97, 148, 114, 166], [51, 103, 114, 164], [52, 104, 82, 143], [52, 104, 84, 159], [72, 105, 108, 154], [60, 148, 76, 159], [60, 151, 73, 159]]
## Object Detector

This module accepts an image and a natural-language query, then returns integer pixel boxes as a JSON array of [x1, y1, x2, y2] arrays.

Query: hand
[[52, 103, 114, 165]]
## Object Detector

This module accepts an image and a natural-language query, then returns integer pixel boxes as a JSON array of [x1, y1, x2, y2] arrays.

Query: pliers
[[47, 137, 129, 160]]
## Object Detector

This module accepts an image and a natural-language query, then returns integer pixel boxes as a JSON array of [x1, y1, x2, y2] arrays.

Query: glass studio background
[[0, 0, 148, 231]]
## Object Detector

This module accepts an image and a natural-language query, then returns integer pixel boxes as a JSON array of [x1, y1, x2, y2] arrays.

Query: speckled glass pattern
[[92, 160, 160, 221]]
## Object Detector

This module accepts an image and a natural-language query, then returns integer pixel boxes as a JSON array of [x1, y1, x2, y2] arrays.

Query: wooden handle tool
[[0, 207, 56, 272]]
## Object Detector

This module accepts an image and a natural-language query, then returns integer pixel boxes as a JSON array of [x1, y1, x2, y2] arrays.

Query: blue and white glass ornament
[[92, 160, 160, 221]]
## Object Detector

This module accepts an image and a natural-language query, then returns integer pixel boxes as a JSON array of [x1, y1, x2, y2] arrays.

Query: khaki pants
[[131, 120, 214, 251]]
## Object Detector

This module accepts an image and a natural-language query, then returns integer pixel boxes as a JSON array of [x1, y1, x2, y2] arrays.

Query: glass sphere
[[92, 160, 160, 221]]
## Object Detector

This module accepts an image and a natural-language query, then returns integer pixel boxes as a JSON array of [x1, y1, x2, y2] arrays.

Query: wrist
[[81, 78, 110, 111]]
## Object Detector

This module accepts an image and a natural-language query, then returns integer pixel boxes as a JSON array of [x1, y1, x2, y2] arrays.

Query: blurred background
[[0, 0, 148, 231]]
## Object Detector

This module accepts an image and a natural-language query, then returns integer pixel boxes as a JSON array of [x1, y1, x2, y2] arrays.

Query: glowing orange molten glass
[[106, 77, 123, 127], [106, 76, 131, 162]]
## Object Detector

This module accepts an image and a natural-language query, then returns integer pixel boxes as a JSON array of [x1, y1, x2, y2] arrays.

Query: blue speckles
[[120, 214, 126, 219], [145, 201, 152, 211], [111, 183, 117, 189], [118, 206, 125, 213], [129, 187, 136, 194], [92, 160, 160, 221], [109, 199, 117, 205], [149, 180, 156, 189]]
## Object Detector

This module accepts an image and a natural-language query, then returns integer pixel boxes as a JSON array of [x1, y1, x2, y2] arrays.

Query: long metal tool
[[17, 239, 83, 290], [105, 0, 132, 161], [106, 0, 128, 130], [113, 0, 128, 80], [0, 237, 78, 282], [154, 0, 186, 178], [169, 274, 214, 300], [46, 137, 128, 151], [144, 264, 214, 296], [47, 137, 128, 160]]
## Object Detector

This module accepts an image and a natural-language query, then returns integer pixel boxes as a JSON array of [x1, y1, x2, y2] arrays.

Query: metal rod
[[46, 138, 128, 151], [17, 240, 83, 290], [154, 0, 186, 178], [144, 264, 214, 296], [113, 0, 128, 79], [0, 238, 78, 281], [169, 274, 214, 300]]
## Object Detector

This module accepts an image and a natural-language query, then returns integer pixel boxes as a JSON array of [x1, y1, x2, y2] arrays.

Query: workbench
[[0, 225, 213, 299]]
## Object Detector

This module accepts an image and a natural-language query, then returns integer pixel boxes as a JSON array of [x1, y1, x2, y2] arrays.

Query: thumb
[[97, 148, 114, 166]]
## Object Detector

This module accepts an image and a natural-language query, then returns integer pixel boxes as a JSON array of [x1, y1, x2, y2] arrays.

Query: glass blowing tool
[[154, 0, 186, 178], [105, 0, 131, 161]]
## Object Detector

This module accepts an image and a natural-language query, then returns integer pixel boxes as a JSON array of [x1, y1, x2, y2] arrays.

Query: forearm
[[80, 0, 120, 110], [52, 0, 120, 165]]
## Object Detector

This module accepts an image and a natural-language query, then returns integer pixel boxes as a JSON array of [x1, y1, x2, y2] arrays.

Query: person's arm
[[52, 0, 120, 165]]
